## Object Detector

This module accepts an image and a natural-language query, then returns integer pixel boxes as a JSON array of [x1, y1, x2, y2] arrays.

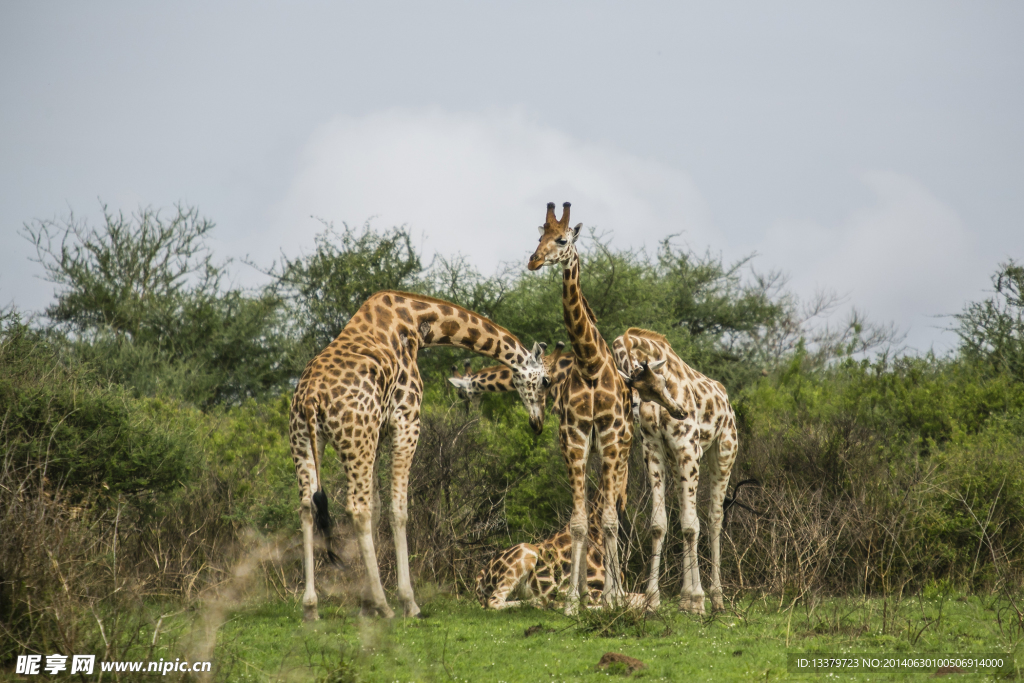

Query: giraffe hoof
[[360, 603, 395, 619], [303, 606, 319, 621], [678, 595, 706, 614]]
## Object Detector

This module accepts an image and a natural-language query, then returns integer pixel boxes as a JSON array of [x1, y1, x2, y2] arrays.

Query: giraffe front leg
[[706, 440, 737, 612], [670, 434, 705, 614], [562, 431, 590, 617], [642, 433, 667, 610], [598, 455, 627, 609], [565, 507, 587, 616]]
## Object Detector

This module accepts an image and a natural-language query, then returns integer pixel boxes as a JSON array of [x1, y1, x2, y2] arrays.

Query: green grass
[[144, 590, 1024, 682]]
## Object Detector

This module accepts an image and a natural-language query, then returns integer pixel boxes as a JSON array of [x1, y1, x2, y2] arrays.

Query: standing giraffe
[[527, 202, 635, 615], [613, 328, 738, 613], [290, 290, 549, 620]]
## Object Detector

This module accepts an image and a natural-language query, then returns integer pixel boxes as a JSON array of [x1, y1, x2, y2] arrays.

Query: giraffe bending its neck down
[[290, 290, 548, 620], [527, 202, 635, 615], [613, 328, 737, 613], [448, 342, 575, 411]]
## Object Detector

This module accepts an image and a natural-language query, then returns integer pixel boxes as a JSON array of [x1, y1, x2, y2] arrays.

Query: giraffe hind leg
[[291, 400, 323, 621], [334, 411, 393, 619], [388, 384, 425, 618]]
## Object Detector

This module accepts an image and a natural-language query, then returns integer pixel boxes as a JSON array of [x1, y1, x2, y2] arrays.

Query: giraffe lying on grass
[[476, 502, 648, 611], [290, 290, 549, 620]]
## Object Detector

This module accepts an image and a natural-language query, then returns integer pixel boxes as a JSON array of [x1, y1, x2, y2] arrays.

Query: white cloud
[[757, 171, 987, 353], [267, 108, 715, 271], [261, 112, 989, 355]]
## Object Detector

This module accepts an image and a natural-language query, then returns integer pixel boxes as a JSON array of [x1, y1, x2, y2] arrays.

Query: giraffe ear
[[531, 341, 546, 361], [537, 224, 546, 236], [618, 369, 634, 386], [647, 359, 667, 372], [448, 376, 472, 390], [571, 223, 582, 242]]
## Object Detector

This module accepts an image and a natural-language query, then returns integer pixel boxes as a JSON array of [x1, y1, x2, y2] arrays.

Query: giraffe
[[290, 290, 549, 620], [613, 328, 738, 613], [450, 342, 644, 450], [448, 342, 575, 412], [475, 510, 648, 611], [527, 202, 635, 615]]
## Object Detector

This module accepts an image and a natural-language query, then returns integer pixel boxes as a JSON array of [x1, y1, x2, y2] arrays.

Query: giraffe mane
[[625, 327, 670, 345], [380, 290, 520, 339]]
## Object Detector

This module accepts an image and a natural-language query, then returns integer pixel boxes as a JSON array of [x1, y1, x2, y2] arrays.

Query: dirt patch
[[597, 652, 647, 676]]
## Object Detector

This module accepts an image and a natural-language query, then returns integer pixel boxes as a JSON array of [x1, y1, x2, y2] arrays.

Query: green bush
[[0, 317, 199, 496]]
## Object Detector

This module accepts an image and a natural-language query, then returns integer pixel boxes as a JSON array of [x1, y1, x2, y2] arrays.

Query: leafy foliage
[[0, 313, 199, 496], [5, 200, 1024, 647], [21, 204, 298, 405], [266, 219, 424, 354], [955, 260, 1024, 381]]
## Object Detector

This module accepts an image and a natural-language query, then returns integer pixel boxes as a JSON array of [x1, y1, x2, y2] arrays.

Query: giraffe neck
[[464, 353, 576, 394], [560, 251, 611, 377], [621, 328, 689, 381], [379, 291, 535, 370]]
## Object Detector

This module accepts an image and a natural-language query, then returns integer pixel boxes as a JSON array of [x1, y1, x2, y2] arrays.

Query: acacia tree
[[264, 219, 424, 355], [955, 260, 1024, 381], [24, 204, 219, 339], [22, 204, 296, 405]]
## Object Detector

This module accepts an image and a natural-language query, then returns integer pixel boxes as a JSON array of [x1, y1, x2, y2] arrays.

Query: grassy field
[[140, 588, 1023, 683]]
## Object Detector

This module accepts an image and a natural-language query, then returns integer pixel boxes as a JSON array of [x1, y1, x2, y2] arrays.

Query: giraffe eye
[[556, 238, 568, 246], [542, 377, 551, 388]]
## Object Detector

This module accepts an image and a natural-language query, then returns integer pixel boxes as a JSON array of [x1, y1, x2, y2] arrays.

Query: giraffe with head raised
[[613, 328, 738, 613], [527, 202, 635, 615], [290, 290, 549, 620]]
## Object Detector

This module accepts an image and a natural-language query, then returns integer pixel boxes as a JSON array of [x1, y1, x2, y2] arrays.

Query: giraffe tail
[[312, 490, 343, 566], [305, 401, 343, 568]]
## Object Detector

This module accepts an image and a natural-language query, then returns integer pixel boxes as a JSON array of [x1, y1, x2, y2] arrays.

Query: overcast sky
[[2, 2, 1022, 353]]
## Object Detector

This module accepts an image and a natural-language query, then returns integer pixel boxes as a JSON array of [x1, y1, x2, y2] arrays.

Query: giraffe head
[[528, 202, 582, 271], [511, 341, 550, 434], [448, 342, 565, 405], [618, 360, 688, 421], [447, 359, 479, 403]]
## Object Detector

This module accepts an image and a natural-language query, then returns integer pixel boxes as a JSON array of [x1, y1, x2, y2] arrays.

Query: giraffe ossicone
[[289, 290, 549, 621]]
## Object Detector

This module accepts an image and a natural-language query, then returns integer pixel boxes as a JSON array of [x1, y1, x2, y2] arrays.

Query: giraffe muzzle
[[528, 414, 544, 434]]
